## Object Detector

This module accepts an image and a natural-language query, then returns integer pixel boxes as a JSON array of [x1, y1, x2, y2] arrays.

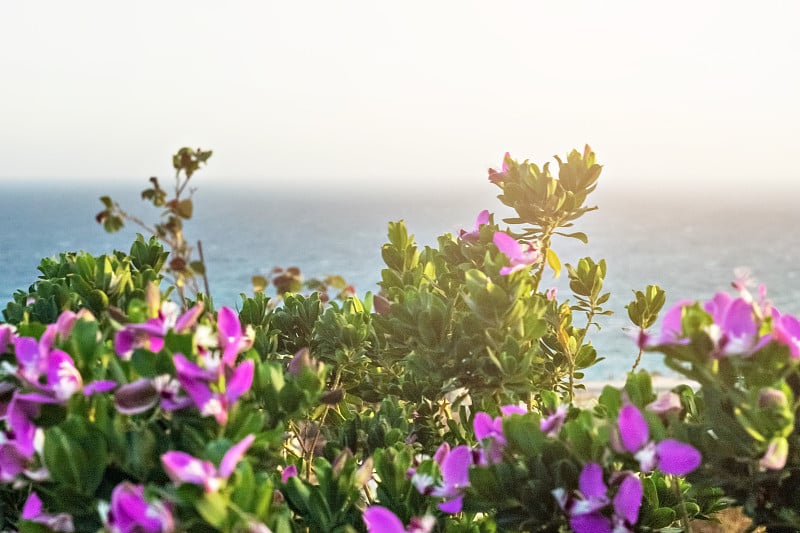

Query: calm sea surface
[[2, 180, 800, 380]]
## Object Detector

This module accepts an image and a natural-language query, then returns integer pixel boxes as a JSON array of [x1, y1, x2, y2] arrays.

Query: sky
[[1, 1, 798, 194]]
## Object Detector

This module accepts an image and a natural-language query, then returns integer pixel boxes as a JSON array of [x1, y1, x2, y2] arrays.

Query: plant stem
[[306, 367, 343, 478], [197, 239, 211, 297], [671, 475, 691, 532]]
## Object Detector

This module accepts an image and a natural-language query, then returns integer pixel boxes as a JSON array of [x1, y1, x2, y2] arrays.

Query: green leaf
[[176, 199, 194, 219], [195, 492, 229, 528], [189, 260, 206, 276], [650, 507, 676, 529], [554, 231, 589, 244], [546, 248, 562, 278], [624, 371, 654, 408], [44, 417, 108, 496]]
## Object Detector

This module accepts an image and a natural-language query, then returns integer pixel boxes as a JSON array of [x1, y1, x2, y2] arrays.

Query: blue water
[[3, 179, 800, 380]]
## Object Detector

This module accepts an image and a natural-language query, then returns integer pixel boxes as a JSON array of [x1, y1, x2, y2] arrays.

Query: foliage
[[4, 146, 795, 532], [96, 147, 213, 304], [3, 235, 167, 325], [642, 280, 800, 530]]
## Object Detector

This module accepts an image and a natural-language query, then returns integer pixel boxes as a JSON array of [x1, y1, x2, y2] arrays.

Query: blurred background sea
[[2, 179, 799, 380]]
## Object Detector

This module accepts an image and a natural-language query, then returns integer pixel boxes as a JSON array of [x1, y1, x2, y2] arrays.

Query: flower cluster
[[1, 303, 258, 531], [553, 463, 642, 533]]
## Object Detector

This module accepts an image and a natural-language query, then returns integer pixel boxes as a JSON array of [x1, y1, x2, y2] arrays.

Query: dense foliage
[[2, 147, 799, 532]]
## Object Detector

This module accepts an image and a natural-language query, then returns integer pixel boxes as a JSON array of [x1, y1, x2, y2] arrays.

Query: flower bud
[[759, 437, 789, 471], [355, 456, 374, 487], [287, 348, 317, 376], [114, 378, 159, 415], [646, 392, 682, 416], [758, 388, 788, 409]]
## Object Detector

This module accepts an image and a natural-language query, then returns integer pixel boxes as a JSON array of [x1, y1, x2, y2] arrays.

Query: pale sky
[[1, 1, 798, 192]]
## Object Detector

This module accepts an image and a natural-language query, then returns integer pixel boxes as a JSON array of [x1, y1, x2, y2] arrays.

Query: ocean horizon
[[3, 178, 799, 380]]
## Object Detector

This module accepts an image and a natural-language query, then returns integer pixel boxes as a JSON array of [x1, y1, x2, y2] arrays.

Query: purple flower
[[553, 463, 642, 533], [772, 310, 800, 358], [459, 210, 490, 242], [363, 506, 434, 533], [281, 464, 298, 483], [637, 300, 692, 349], [472, 405, 526, 463], [546, 287, 558, 301], [115, 303, 203, 360], [540, 405, 568, 437], [217, 306, 252, 365], [174, 353, 254, 425], [617, 404, 701, 475], [703, 292, 766, 357], [493, 232, 541, 275], [45, 350, 83, 401], [106, 482, 174, 533], [161, 434, 255, 492], [21, 492, 74, 532], [473, 412, 506, 464], [431, 444, 473, 513]]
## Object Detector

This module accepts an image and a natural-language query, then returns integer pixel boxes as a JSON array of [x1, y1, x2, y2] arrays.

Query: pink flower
[[217, 307, 252, 365], [493, 232, 541, 275], [431, 445, 473, 513], [281, 464, 298, 483], [161, 434, 255, 493], [173, 353, 254, 425], [488, 152, 512, 184], [459, 210, 490, 242], [363, 506, 434, 533], [553, 463, 642, 533], [115, 303, 203, 360], [646, 392, 682, 417], [106, 482, 174, 533], [540, 405, 568, 437], [21, 492, 74, 532], [617, 405, 701, 476], [772, 311, 800, 358]]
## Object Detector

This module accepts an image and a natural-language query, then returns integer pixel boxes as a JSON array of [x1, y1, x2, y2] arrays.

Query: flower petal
[[84, 380, 117, 396], [226, 360, 254, 403], [363, 506, 405, 533], [500, 404, 527, 416], [217, 307, 243, 364], [570, 513, 612, 533], [437, 494, 464, 514], [473, 412, 495, 441], [114, 379, 159, 415], [655, 439, 702, 475], [618, 405, 649, 454], [219, 434, 255, 479], [161, 451, 215, 486], [175, 303, 204, 332], [493, 232, 523, 262], [475, 209, 490, 227], [21, 491, 43, 519], [578, 463, 607, 500], [613, 474, 643, 525], [440, 445, 472, 489]]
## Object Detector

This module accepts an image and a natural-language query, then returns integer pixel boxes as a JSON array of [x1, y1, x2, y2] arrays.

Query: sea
[[2, 179, 800, 380]]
